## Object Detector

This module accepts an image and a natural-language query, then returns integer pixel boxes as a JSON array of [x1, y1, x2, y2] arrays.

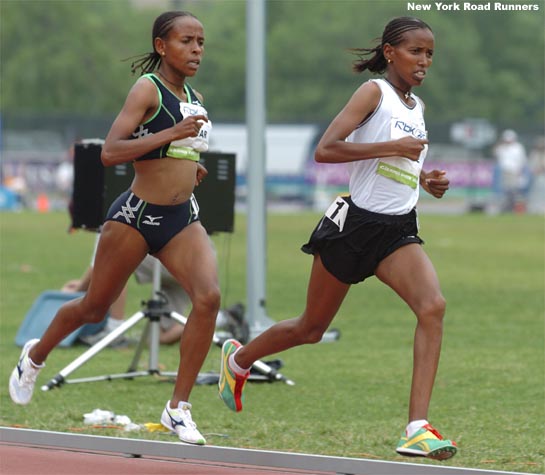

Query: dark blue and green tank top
[[131, 73, 203, 161]]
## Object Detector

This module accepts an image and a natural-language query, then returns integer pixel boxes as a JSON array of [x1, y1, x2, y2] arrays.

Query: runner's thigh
[[155, 222, 219, 299], [86, 221, 149, 305], [375, 243, 441, 312]]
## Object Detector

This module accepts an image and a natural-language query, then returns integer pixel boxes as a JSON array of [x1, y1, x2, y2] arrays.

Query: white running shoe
[[9, 339, 45, 405], [161, 400, 206, 445]]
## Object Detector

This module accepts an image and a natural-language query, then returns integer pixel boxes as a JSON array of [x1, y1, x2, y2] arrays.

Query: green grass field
[[1, 210, 543, 473]]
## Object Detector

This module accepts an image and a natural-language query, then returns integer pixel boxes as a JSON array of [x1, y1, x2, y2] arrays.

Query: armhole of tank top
[[414, 95, 425, 112], [355, 80, 383, 129], [142, 74, 162, 125]]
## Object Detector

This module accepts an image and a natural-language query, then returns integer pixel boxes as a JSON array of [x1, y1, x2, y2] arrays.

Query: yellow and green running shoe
[[219, 339, 249, 412], [396, 424, 457, 460]]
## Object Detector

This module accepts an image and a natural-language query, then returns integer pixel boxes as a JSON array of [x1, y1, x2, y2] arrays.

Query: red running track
[[0, 443, 336, 475]]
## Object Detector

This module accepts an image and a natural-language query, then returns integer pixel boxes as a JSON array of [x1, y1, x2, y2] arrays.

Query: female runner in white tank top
[[219, 16, 457, 461]]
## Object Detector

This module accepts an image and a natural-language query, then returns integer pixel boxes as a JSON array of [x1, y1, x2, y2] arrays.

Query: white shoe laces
[[174, 404, 197, 430], [21, 357, 41, 384]]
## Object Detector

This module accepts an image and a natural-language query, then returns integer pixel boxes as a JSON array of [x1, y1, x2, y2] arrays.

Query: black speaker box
[[71, 142, 235, 234], [195, 152, 236, 233], [72, 141, 133, 230]]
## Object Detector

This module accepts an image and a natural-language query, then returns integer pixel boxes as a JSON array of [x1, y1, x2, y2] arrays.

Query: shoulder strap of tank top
[[184, 83, 202, 106]]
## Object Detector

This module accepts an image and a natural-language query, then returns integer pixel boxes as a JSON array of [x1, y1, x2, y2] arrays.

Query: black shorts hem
[[300, 197, 423, 284]]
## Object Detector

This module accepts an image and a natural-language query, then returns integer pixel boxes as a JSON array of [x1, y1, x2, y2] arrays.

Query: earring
[[387, 58, 392, 64], [161, 52, 166, 56]]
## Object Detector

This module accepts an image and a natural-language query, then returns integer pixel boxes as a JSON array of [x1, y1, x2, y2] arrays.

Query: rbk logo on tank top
[[391, 119, 427, 140]]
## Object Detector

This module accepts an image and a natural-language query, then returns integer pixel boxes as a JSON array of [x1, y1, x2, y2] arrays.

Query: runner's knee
[[191, 285, 221, 318], [75, 297, 114, 325], [290, 318, 329, 345], [415, 294, 446, 324]]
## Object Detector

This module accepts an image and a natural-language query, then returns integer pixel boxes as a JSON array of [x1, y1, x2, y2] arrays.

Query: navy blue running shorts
[[104, 189, 200, 254], [301, 196, 423, 284]]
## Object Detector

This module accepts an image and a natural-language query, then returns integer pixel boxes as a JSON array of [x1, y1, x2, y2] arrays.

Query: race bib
[[377, 162, 419, 189], [180, 102, 207, 119], [325, 197, 349, 232], [193, 119, 212, 152], [167, 102, 212, 158]]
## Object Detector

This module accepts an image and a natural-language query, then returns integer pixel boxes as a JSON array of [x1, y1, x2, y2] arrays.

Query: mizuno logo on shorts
[[142, 215, 163, 226]]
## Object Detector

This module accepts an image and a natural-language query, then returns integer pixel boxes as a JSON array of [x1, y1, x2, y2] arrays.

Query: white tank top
[[346, 78, 428, 215]]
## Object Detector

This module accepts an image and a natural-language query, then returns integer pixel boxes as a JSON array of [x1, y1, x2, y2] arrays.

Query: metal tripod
[[42, 258, 294, 392]]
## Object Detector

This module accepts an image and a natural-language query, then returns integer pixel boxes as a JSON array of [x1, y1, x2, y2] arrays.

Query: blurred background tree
[[1, 1, 145, 115], [1, 0, 543, 130]]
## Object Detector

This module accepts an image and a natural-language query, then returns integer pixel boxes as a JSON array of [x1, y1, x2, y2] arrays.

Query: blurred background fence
[[2, 114, 543, 215]]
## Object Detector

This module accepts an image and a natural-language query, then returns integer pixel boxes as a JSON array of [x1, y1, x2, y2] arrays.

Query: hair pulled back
[[128, 11, 198, 75], [351, 16, 432, 74]]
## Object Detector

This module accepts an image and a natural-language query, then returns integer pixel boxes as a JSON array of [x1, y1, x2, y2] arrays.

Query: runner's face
[[387, 28, 434, 88], [161, 16, 205, 77]]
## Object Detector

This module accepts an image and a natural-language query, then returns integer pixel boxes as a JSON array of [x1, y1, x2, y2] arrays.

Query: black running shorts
[[301, 196, 423, 284], [105, 189, 200, 254]]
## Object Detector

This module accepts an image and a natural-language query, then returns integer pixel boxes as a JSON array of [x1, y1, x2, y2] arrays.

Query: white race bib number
[[325, 197, 349, 232]]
